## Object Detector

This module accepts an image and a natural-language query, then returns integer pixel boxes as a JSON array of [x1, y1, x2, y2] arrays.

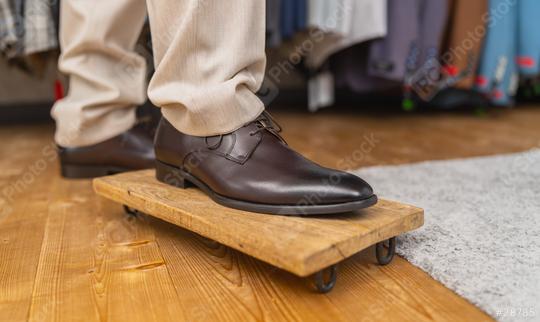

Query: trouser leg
[[51, 0, 148, 147], [145, 0, 266, 136]]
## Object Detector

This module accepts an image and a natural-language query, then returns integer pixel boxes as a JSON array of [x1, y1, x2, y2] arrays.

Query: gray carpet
[[353, 150, 540, 322]]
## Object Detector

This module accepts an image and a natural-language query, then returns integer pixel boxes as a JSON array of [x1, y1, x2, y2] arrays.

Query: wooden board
[[93, 170, 424, 277]]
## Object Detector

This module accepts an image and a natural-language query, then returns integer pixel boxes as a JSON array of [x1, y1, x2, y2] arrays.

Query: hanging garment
[[331, 43, 399, 94], [442, 0, 488, 89], [266, 0, 282, 47], [306, 0, 388, 110], [1, 0, 58, 58], [475, 0, 518, 106], [368, 0, 448, 83], [23, 0, 58, 55], [280, 0, 307, 40], [308, 0, 353, 35], [306, 0, 387, 69], [517, 0, 540, 77], [367, 0, 419, 82], [0, 0, 24, 57], [409, 0, 450, 101], [416, 0, 449, 68], [50, 0, 60, 39], [307, 42, 402, 112]]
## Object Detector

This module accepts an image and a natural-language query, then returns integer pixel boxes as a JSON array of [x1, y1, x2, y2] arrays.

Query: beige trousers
[[52, 0, 266, 147]]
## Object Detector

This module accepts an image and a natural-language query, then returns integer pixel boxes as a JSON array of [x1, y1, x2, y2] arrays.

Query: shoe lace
[[207, 112, 287, 150], [249, 111, 287, 144]]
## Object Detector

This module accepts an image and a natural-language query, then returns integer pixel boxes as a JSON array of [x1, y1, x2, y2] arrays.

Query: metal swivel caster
[[375, 237, 396, 265], [313, 265, 338, 293], [123, 205, 140, 217]]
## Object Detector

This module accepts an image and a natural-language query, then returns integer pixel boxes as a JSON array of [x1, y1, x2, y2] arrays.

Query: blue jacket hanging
[[475, 0, 518, 106], [518, 0, 540, 77], [280, 0, 307, 40]]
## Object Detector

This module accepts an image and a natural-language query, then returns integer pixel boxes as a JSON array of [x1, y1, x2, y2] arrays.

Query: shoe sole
[[155, 160, 378, 216]]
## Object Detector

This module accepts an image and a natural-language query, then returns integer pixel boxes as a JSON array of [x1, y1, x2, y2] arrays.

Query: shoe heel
[[155, 161, 191, 188], [61, 164, 112, 179]]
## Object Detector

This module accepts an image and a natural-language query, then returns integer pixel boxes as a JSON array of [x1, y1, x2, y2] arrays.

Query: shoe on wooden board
[[93, 170, 423, 293], [153, 113, 377, 216]]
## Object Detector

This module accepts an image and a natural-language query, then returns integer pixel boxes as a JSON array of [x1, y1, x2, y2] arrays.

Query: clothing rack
[[3, 0, 540, 113], [267, 0, 540, 111]]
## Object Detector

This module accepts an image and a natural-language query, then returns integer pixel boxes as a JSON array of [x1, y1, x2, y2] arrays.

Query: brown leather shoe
[[59, 126, 155, 178], [154, 112, 377, 215]]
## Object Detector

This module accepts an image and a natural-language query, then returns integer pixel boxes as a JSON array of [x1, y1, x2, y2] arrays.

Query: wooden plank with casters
[[93, 169, 424, 293]]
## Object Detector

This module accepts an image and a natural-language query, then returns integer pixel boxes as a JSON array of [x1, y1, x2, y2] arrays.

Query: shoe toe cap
[[294, 170, 374, 205], [327, 172, 374, 203]]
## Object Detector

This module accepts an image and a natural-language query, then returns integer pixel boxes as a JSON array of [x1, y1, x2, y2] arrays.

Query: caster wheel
[[123, 205, 139, 217], [376, 237, 396, 265], [314, 265, 337, 293]]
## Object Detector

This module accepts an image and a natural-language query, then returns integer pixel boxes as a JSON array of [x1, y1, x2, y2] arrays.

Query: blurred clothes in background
[[368, 0, 448, 83], [266, 0, 282, 48], [0, 0, 24, 57], [518, 0, 540, 77], [280, 0, 306, 40], [305, 0, 387, 69], [442, 0, 488, 90], [304, 0, 388, 110], [23, 0, 58, 55], [327, 0, 447, 93], [267, 0, 540, 109], [475, 0, 518, 106], [0, 0, 59, 75], [4, 0, 540, 109]]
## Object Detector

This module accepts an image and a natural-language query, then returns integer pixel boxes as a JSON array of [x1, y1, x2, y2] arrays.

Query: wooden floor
[[3, 105, 540, 321]]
